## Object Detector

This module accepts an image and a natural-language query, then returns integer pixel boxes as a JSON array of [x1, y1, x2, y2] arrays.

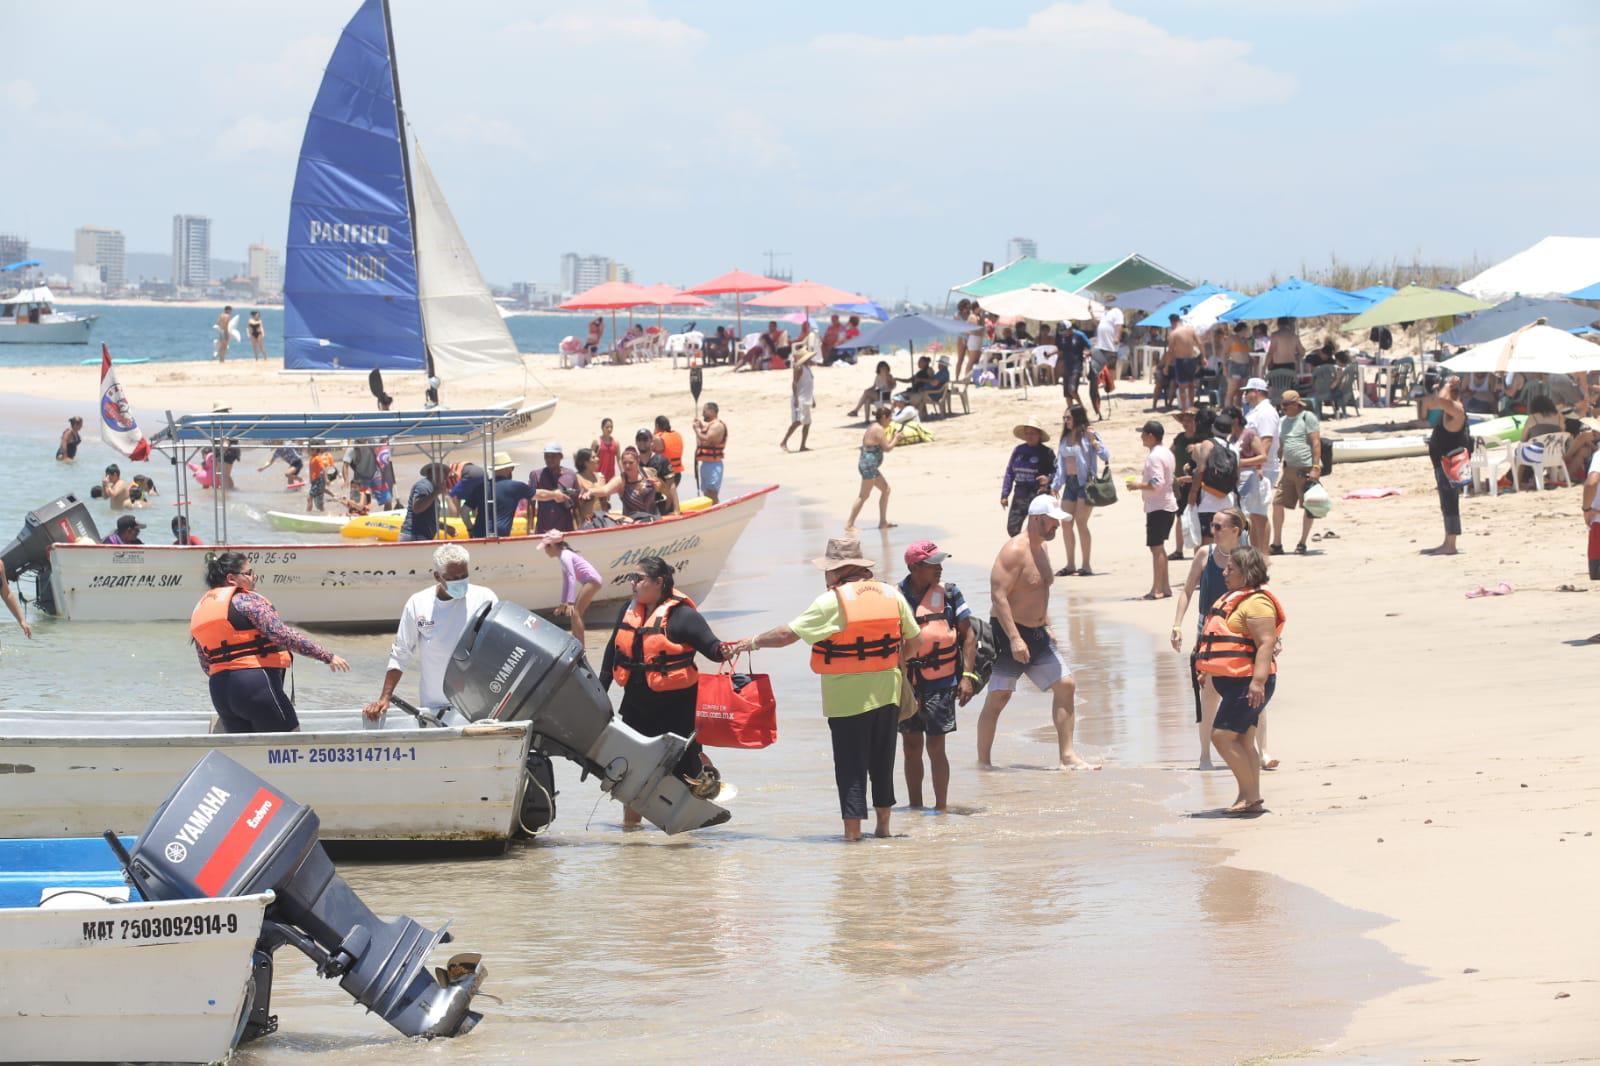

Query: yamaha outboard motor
[[121, 751, 484, 1042], [2, 494, 98, 614], [442, 601, 732, 835]]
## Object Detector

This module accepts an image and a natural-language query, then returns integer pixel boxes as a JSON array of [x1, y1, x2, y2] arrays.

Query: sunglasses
[[627, 573, 653, 584]]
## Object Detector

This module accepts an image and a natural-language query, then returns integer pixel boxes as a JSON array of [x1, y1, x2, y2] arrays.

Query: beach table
[[1134, 344, 1164, 381]]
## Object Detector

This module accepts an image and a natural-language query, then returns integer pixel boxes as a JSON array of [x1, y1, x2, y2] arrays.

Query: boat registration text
[[82, 913, 240, 943], [267, 745, 419, 765]]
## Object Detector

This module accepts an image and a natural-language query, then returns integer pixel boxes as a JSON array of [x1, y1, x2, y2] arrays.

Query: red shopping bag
[[696, 659, 777, 748]]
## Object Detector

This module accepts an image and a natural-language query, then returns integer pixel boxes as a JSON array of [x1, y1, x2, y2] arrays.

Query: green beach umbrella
[[1344, 284, 1493, 332]]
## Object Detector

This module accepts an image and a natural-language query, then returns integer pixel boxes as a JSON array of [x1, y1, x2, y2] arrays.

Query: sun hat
[[1244, 377, 1269, 392], [812, 536, 875, 571], [1013, 416, 1049, 440], [904, 540, 950, 567], [1171, 408, 1196, 420], [1027, 495, 1070, 520], [492, 451, 515, 469], [794, 345, 818, 367], [1280, 389, 1303, 407]]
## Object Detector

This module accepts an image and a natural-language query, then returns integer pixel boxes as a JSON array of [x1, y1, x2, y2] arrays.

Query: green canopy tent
[[952, 253, 1190, 299], [1344, 284, 1495, 359]]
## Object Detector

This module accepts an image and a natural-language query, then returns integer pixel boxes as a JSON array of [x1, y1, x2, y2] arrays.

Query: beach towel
[[889, 421, 934, 445], [1342, 487, 1403, 499]]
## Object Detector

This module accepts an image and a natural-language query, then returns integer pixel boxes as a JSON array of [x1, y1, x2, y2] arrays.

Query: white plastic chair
[[997, 350, 1032, 395], [1515, 432, 1571, 491], [1469, 439, 1516, 497], [667, 331, 703, 370]]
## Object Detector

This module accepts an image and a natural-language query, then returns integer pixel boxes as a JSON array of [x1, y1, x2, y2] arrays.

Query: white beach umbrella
[[1183, 292, 1238, 335], [1439, 324, 1600, 375], [978, 284, 1100, 323]]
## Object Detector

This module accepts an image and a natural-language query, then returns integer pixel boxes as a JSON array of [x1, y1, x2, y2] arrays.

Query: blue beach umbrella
[[1437, 294, 1600, 346], [834, 301, 889, 321], [1218, 277, 1373, 322], [1567, 281, 1600, 301], [1351, 285, 1397, 302], [1137, 283, 1244, 328]]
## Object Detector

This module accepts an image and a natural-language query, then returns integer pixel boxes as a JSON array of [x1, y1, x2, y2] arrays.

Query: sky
[[3, 0, 1596, 302]]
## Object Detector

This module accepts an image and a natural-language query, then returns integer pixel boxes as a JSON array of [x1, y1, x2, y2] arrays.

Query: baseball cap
[[543, 441, 564, 456], [1027, 494, 1070, 520], [904, 540, 950, 567], [116, 514, 144, 531], [1244, 377, 1269, 392]]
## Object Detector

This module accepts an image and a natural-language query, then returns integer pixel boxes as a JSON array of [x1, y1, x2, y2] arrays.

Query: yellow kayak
[[341, 512, 530, 541]]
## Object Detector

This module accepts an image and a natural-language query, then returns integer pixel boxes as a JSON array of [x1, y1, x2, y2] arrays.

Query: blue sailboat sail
[[283, 0, 425, 371]]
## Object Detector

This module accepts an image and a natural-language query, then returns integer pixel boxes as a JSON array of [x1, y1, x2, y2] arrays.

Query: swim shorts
[[989, 619, 1068, 692], [1239, 472, 1273, 516], [791, 397, 813, 425], [1145, 509, 1176, 547], [1059, 474, 1085, 504], [1212, 674, 1275, 734], [699, 460, 724, 495], [1174, 357, 1198, 384], [899, 686, 958, 736], [1273, 466, 1313, 509]]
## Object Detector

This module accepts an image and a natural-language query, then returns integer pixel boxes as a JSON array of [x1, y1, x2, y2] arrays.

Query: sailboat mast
[[380, 0, 437, 391]]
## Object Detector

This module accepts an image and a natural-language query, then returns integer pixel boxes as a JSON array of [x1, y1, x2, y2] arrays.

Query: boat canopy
[[150, 405, 528, 448], [1, 286, 56, 306]]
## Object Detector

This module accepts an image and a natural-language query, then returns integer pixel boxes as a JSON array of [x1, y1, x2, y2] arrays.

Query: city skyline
[[2, 1, 1595, 303]]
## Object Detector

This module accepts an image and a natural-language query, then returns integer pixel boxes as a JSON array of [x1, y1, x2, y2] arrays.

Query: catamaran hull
[[0, 316, 97, 344], [0, 892, 271, 1064], [0, 721, 532, 849], [46, 485, 774, 626]]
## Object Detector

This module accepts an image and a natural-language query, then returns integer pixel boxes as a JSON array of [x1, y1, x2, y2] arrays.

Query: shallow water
[[0, 410, 1417, 1063]]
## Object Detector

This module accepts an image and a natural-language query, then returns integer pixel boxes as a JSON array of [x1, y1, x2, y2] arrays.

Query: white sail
[[411, 138, 524, 378]]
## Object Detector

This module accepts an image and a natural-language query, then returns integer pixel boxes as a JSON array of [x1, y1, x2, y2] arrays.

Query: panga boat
[[42, 484, 775, 626], [0, 286, 97, 344], [0, 709, 535, 852], [0, 834, 272, 1064]]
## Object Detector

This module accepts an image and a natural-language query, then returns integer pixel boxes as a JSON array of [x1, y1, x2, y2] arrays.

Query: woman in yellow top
[[1195, 546, 1284, 815]]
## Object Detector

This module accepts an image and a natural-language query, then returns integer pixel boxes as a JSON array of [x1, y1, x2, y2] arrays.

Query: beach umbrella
[[683, 268, 787, 341], [1217, 277, 1373, 322], [1437, 295, 1600, 346], [1107, 284, 1186, 313], [1440, 324, 1600, 375], [745, 280, 870, 312], [1567, 281, 1600, 301], [976, 284, 1098, 323], [1136, 283, 1244, 328], [1350, 285, 1398, 303], [1183, 292, 1239, 335], [835, 300, 889, 322], [634, 283, 711, 332], [1344, 285, 1494, 332], [559, 281, 653, 351], [834, 311, 977, 373]]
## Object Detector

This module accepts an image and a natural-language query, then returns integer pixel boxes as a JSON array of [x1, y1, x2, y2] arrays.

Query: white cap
[[1028, 494, 1070, 520], [543, 441, 564, 455], [1244, 377, 1269, 392]]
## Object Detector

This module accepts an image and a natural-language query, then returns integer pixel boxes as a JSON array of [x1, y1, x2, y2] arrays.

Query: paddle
[[689, 366, 703, 493]]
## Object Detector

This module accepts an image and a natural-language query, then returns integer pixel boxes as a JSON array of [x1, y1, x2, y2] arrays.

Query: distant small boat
[[78, 355, 150, 365], [0, 288, 96, 344]]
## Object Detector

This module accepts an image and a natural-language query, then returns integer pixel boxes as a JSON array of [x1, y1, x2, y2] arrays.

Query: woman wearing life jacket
[[600, 554, 737, 827], [1194, 546, 1284, 815], [191, 551, 350, 733], [1169, 507, 1247, 770]]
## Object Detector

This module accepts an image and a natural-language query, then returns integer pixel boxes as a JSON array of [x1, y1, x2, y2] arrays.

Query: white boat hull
[[1329, 435, 1429, 463], [0, 716, 533, 849], [265, 509, 382, 534], [0, 315, 96, 344], [0, 891, 270, 1064], [47, 485, 775, 626]]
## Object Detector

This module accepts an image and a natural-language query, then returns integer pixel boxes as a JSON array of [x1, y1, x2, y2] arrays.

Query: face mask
[[444, 578, 470, 599]]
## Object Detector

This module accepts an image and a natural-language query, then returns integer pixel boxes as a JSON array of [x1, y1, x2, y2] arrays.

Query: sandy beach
[[5, 351, 1597, 1061]]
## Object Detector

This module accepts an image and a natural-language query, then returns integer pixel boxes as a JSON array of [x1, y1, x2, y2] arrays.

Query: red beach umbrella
[[559, 281, 653, 351], [745, 280, 870, 312], [683, 269, 787, 340]]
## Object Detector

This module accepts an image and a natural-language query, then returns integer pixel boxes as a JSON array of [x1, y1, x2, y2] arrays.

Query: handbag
[[1084, 467, 1118, 507], [695, 657, 777, 749], [1441, 446, 1471, 487], [897, 669, 920, 722]]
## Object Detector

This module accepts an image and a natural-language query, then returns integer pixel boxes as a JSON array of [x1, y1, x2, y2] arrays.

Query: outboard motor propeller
[[442, 601, 732, 835], [120, 751, 485, 1042]]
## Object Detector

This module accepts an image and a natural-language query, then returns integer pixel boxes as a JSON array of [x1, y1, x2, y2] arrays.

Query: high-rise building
[[0, 233, 27, 267], [559, 252, 579, 294], [74, 225, 126, 289], [606, 261, 633, 284], [171, 214, 211, 287], [1006, 236, 1038, 262], [247, 244, 282, 297], [562, 252, 632, 295]]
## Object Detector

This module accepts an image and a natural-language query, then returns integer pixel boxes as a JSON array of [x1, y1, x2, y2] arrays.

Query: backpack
[[968, 616, 997, 693], [1201, 438, 1239, 496]]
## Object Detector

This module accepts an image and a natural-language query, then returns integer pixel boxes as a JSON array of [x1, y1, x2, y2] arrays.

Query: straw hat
[[794, 345, 818, 367], [492, 451, 515, 470], [812, 536, 875, 571], [1013, 416, 1049, 440]]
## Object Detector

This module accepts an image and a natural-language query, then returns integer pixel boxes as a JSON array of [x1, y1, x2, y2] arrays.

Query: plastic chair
[[1334, 364, 1361, 417], [1515, 432, 1572, 490], [1267, 368, 1297, 407], [1385, 357, 1415, 406], [667, 331, 703, 370], [938, 381, 971, 416], [1469, 439, 1516, 497], [997, 351, 1032, 394], [1308, 364, 1338, 418]]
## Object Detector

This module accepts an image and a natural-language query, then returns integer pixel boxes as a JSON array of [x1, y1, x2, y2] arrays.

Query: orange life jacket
[[657, 431, 685, 474], [1195, 587, 1285, 678], [906, 582, 958, 685], [612, 592, 699, 692], [190, 586, 292, 673], [695, 425, 726, 462], [810, 580, 904, 675]]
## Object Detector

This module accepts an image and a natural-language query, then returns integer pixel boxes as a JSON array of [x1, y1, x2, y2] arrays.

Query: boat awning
[[150, 405, 528, 447], [1, 286, 55, 305]]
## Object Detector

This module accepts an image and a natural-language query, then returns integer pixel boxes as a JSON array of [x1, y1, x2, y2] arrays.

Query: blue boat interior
[[0, 836, 137, 909]]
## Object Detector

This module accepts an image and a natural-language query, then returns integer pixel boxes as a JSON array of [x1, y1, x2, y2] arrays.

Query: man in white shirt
[[1239, 378, 1281, 550], [362, 543, 499, 725], [1093, 297, 1124, 380]]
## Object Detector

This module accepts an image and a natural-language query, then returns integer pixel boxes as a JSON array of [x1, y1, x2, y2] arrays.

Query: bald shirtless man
[[1166, 314, 1202, 411], [977, 494, 1099, 770], [1266, 317, 1305, 375]]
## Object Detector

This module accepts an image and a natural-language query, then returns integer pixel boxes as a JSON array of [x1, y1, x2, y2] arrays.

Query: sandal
[[1294, 543, 1308, 555], [1077, 567, 1094, 577], [1268, 544, 1284, 555], [1465, 586, 1489, 599], [1055, 566, 1077, 577]]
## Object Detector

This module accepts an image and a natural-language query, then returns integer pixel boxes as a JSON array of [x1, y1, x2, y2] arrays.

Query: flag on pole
[[98, 343, 150, 461]]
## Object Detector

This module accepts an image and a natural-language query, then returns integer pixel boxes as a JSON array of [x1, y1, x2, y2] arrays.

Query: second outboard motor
[[1, 494, 98, 614], [122, 751, 485, 1042], [442, 601, 732, 835]]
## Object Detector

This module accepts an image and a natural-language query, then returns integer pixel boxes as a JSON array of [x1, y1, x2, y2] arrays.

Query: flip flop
[[1465, 586, 1490, 599], [1055, 566, 1077, 577], [1491, 581, 1515, 596], [1294, 543, 1308, 555], [1077, 567, 1094, 576]]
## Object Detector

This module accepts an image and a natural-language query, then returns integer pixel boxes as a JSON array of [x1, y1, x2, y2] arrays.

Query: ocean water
[[2, 303, 761, 366]]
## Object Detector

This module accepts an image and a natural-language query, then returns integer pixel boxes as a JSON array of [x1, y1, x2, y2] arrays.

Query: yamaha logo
[[165, 842, 187, 863], [489, 680, 502, 694]]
